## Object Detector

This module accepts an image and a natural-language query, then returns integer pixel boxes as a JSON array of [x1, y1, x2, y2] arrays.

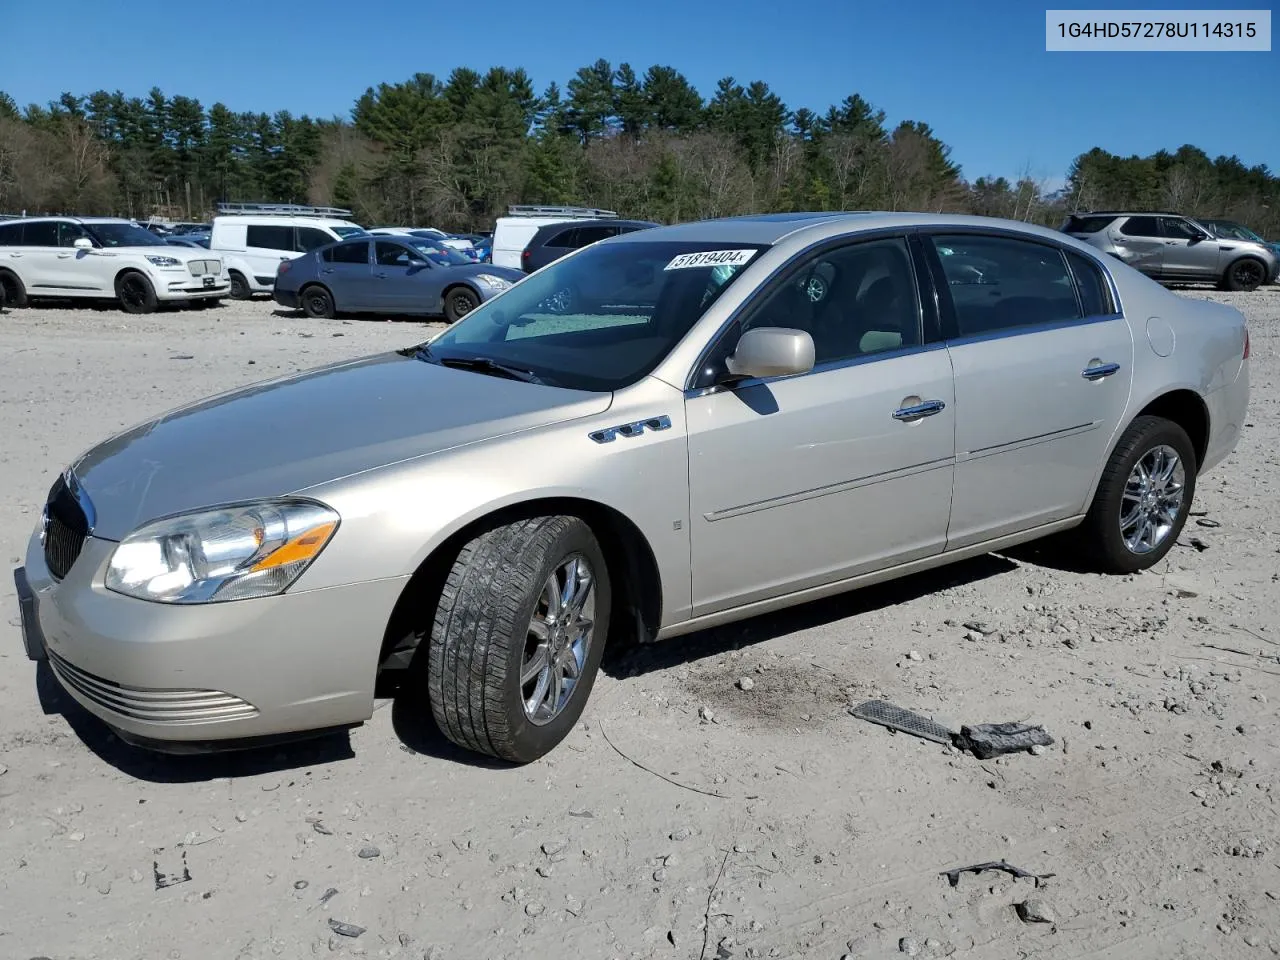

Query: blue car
[[273, 235, 524, 322]]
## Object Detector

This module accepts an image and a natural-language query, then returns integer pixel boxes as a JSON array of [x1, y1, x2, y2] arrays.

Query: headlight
[[105, 499, 339, 604], [475, 273, 512, 291], [145, 255, 182, 267]]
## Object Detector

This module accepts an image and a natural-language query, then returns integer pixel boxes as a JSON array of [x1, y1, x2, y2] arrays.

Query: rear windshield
[[1061, 215, 1116, 235], [424, 240, 766, 391]]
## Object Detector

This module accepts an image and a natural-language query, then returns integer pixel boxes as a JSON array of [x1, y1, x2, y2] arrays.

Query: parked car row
[[1061, 211, 1279, 291]]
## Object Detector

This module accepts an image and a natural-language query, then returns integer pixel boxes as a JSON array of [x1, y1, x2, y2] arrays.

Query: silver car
[[1061, 211, 1279, 291], [14, 213, 1251, 763]]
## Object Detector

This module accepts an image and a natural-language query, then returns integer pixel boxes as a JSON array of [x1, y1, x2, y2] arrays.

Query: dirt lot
[[0, 291, 1277, 960]]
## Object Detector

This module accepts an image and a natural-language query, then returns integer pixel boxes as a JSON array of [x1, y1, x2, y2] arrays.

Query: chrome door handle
[[1082, 362, 1120, 381], [893, 400, 946, 421]]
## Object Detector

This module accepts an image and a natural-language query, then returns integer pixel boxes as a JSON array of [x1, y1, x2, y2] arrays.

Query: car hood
[[72, 352, 611, 540], [448, 263, 523, 283]]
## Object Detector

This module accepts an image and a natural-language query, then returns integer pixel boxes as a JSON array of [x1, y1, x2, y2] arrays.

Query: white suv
[[0, 217, 229, 313], [209, 208, 368, 299]]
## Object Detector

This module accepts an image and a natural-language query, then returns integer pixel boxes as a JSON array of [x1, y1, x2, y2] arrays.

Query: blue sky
[[3, 0, 1275, 186]]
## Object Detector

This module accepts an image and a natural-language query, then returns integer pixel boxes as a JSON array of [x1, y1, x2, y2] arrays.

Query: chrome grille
[[42, 475, 87, 580], [48, 650, 259, 724], [186, 259, 221, 276]]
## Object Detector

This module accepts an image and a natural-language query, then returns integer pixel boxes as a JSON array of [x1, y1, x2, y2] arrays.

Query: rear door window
[[246, 224, 295, 251], [1119, 217, 1160, 238], [572, 225, 617, 247], [1061, 215, 1115, 234], [546, 228, 579, 249], [0, 223, 23, 245], [324, 240, 369, 264], [1065, 250, 1115, 316], [23, 221, 60, 246], [930, 234, 1081, 337]]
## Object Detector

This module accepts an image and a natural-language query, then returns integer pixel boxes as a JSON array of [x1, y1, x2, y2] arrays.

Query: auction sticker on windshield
[[664, 249, 757, 271]]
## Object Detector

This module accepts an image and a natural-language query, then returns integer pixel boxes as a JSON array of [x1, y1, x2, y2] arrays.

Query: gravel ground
[[0, 290, 1277, 960]]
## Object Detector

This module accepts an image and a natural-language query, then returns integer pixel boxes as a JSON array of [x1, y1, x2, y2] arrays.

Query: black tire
[[1223, 258, 1266, 293], [115, 271, 157, 315], [427, 516, 611, 763], [0, 269, 29, 308], [443, 286, 479, 323], [1077, 415, 1197, 574], [300, 284, 335, 319], [228, 271, 251, 300]]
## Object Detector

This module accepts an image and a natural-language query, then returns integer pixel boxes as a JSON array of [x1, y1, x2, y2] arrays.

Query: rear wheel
[[115, 271, 157, 314], [1077, 415, 1196, 573], [1223, 258, 1266, 292], [228, 271, 251, 300], [300, 284, 335, 319], [0, 270, 28, 308], [443, 286, 479, 323], [426, 516, 610, 763]]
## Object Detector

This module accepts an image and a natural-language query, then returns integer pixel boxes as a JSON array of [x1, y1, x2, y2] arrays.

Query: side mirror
[[73, 238, 93, 250], [725, 327, 815, 381]]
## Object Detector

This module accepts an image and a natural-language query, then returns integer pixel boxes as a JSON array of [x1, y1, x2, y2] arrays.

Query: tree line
[[1, 62, 1277, 237]]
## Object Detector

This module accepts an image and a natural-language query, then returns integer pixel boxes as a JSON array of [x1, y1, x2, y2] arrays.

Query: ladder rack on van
[[215, 202, 354, 219], [505, 205, 617, 219]]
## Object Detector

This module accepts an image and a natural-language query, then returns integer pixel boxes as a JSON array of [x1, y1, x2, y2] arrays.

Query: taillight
[[278, 260, 290, 275], [521, 249, 531, 262], [1243, 329, 1250, 359]]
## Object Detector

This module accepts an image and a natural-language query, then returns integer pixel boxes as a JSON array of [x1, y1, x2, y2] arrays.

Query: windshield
[[423, 239, 765, 391], [407, 239, 471, 266], [1207, 220, 1263, 242], [87, 222, 169, 247], [332, 226, 369, 239]]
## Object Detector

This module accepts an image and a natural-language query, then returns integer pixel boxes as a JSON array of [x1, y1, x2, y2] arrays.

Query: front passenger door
[[1159, 216, 1220, 280], [686, 235, 956, 616]]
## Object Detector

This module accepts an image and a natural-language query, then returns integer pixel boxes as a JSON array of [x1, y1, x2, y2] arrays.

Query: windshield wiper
[[422, 350, 543, 385]]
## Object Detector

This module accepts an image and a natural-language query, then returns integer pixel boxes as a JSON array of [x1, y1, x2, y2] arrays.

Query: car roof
[[612, 212, 1088, 247], [1, 216, 135, 225]]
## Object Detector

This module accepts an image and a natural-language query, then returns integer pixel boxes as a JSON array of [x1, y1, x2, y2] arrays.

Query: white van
[[490, 205, 617, 270], [209, 203, 368, 299]]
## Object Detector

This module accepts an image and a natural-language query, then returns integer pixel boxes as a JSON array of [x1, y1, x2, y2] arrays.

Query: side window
[[23, 221, 60, 246], [736, 237, 921, 367], [930, 234, 1080, 337], [1160, 217, 1201, 240], [295, 227, 333, 252], [323, 240, 369, 265], [1119, 216, 1160, 238], [546, 228, 579, 249], [0, 223, 22, 246], [1065, 250, 1115, 317], [58, 222, 91, 247], [573, 226, 617, 247], [375, 241, 412, 266], [245, 224, 295, 251]]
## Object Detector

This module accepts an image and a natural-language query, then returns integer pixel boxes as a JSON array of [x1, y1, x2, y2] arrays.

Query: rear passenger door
[[245, 224, 297, 286], [320, 240, 373, 310], [1112, 216, 1165, 276], [925, 233, 1134, 549]]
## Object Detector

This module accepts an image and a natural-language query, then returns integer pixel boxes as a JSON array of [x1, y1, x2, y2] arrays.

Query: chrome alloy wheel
[[1120, 444, 1185, 554], [521, 555, 594, 725]]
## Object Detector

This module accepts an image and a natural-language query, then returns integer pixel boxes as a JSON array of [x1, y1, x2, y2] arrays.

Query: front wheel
[[427, 516, 610, 763], [115, 272, 158, 314], [443, 286, 479, 323], [1077, 415, 1197, 573], [1223, 258, 1266, 293]]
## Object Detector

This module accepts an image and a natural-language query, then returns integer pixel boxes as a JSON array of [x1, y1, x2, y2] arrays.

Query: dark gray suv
[[1062, 211, 1278, 291], [521, 218, 658, 273]]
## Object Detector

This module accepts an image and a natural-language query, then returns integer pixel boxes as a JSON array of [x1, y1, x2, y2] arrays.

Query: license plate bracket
[[202, 276, 215, 288], [14, 566, 47, 661]]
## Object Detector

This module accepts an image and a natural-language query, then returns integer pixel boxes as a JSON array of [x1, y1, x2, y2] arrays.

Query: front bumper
[[18, 530, 408, 747], [153, 273, 231, 301]]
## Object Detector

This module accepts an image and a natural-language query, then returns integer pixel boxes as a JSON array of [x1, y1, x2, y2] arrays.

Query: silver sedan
[[14, 212, 1250, 763]]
